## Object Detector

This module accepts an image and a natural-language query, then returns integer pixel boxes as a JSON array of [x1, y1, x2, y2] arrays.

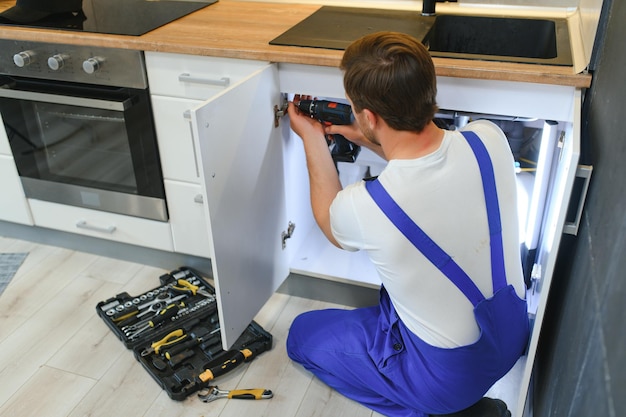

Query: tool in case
[[96, 266, 273, 400]]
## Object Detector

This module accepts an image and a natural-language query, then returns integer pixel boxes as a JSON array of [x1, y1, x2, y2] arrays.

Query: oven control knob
[[82, 57, 104, 74], [47, 54, 69, 71], [13, 50, 36, 68]]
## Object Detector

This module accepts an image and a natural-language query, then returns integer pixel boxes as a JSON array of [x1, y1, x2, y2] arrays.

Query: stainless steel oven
[[0, 39, 167, 221]]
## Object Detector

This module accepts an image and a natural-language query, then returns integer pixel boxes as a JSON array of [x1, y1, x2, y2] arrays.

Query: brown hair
[[340, 32, 438, 133]]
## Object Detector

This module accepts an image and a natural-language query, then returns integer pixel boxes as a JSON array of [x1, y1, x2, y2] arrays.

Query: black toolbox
[[96, 266, 273, 400]]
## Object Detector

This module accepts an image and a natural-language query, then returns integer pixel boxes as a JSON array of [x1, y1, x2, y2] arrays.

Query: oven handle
[[0, 88, 132, 111]]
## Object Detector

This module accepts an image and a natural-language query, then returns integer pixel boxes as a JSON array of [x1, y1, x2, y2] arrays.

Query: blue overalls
[[286, 131, 530, 417]]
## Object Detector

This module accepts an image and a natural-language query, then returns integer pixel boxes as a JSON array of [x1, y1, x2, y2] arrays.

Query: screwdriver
[[198, 348, 253, 383], [163, 326, 220, 359]]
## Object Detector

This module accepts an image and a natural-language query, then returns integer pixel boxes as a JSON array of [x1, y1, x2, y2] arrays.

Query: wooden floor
[[0, 235, 384, 417]]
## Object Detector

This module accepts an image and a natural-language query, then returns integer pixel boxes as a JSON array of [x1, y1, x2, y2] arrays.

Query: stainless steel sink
[[424, 15, 573, 66]]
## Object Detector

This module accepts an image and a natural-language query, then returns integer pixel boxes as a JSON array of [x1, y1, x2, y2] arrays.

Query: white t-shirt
[[330, 120, 525, 348]]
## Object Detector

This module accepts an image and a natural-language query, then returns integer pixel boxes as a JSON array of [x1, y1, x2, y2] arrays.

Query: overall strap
[[364, 131, 507, 307], [460, 131, 507, 292]]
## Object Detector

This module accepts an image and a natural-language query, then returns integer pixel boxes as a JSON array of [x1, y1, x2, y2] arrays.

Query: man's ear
[[362, 108, 378, 129]]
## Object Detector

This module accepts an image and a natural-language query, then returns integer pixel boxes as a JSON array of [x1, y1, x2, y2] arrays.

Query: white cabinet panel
[[164, 179, 212, 258], [514, 92, 582, 417], [191, 64, 289, 349], [0, 156, 33, 225], [29, 199, 174, 251], [152, 96, 203, 183]]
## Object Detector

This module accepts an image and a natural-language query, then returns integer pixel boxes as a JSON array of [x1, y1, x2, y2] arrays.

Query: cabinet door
[[513, 92, 582, 417], [190, 64, 288, 349]]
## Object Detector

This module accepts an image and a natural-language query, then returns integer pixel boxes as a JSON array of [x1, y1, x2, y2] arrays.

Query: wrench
[[197, 386, 273, 403]]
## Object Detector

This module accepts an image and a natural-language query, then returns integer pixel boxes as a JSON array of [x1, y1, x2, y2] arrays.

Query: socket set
[[96, 266, 273, 400]]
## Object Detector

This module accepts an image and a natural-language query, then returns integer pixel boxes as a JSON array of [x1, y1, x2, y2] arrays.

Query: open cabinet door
[[190, 64, 288, 349], [514, 91, 582, 417]]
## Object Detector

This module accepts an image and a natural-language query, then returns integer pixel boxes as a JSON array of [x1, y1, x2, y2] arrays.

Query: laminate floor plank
[[0, 365, 96, 417]]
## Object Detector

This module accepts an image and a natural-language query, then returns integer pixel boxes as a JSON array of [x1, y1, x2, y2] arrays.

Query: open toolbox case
[[96, 266, 273, 401]]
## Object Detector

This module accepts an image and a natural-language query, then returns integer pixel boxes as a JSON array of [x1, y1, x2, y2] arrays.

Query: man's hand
[[324, 123, 386, 160], [287, 99, 326, 144]]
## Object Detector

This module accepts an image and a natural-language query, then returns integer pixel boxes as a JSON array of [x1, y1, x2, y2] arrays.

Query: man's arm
[[287, 101, 342, 248]]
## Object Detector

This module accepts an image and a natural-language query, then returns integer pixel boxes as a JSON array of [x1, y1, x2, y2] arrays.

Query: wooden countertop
[[0, 0, 592, 88]]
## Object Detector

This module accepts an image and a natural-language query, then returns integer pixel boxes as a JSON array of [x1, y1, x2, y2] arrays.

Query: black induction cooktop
[[0, 0, 218, 36]]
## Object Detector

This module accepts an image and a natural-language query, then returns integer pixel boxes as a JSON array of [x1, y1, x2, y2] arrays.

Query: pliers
[[197, 386, 273, 403], [170, 279, 214, 299], [140, 328, 188, 357]]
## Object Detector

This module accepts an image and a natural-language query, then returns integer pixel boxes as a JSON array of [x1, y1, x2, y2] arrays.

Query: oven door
[[0, 75, 167, 221]]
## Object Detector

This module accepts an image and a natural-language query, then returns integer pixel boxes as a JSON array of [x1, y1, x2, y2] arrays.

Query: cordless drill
[[296, 99, 360, 163]]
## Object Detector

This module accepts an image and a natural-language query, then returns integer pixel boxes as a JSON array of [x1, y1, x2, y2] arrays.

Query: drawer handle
[[563, 165, 593, 236], [178, 73, 230, 87], [76, 220, 117, 234]]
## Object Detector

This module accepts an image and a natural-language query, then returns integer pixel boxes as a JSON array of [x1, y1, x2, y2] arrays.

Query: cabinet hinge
[[274, 94, 289, 128], [281, 221, 295, 249]]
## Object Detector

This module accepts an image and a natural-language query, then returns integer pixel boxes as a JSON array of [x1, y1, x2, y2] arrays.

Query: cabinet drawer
[[0, 156, 33, 225], [29, 199, 174, 251], [164, 180, 213, 258], [145, 52, 268, 100], [152, 95, 203, 183]]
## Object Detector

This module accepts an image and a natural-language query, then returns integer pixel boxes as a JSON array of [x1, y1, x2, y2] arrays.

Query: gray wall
[[534, 0, 625, 415]]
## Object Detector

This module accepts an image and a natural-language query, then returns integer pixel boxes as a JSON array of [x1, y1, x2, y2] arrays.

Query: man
[[286, 32, 529, 417]]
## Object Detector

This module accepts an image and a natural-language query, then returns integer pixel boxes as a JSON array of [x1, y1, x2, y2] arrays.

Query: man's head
[[340, 32, 438, 134]]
